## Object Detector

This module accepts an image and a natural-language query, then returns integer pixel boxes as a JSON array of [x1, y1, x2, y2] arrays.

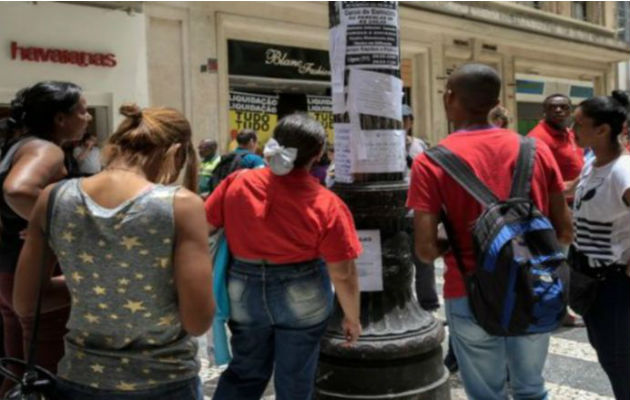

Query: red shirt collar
[[541, 120, 571, 138]]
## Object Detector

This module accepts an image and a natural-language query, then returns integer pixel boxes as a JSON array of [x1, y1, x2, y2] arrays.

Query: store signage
[[229, 91, 279, 146], [228, 40, 330, 81], [10, 41, 117, 68]]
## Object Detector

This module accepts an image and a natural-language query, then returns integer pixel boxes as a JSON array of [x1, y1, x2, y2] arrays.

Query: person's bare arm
[[548, 192, 573, 245], [173, 189, 215, 336], [414, 211, 442, 264], [326, 259, 361, 345], [3, 141, 66, 220], [563, 179, 579, 198], [14, 184, 70, 318]]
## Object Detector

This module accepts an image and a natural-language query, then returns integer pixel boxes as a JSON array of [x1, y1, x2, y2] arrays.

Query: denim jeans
[[446, 297, 549, 400], [54, 377, 203, 400], [212, 260, 333, 400], [583, 272, 630, 400]]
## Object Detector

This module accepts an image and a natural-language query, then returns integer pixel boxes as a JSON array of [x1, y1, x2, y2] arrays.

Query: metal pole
[[316, 2, 450, 399]]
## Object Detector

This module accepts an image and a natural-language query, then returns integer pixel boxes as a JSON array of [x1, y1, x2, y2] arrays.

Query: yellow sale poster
[[307, 95, 334, 144], [228, 91, 279, 149]]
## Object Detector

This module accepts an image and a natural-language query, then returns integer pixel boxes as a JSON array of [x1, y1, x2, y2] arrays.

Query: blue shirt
[[234, 148, 265, 169]]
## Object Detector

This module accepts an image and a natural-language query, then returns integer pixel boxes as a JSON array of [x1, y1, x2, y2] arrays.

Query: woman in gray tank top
[[13, 104, 214, 400]]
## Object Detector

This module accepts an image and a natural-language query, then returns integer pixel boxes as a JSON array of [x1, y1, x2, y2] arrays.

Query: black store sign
[[228, 40, 330, 81]]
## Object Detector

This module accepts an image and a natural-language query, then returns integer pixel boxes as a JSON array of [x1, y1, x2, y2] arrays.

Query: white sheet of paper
[[332, 91, 346, 115], [351, 129, 406, 173], [356, 230, 383, 292], [329, 25, 346, 94], [347, 69, 402, 121], [333, 123, 353, 183]]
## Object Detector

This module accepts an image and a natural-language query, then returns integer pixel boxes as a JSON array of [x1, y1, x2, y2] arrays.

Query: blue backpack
[[426, 136, 568, 335]]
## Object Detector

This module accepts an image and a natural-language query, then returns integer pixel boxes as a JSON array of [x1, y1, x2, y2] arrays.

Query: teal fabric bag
[[211, 230, 232, 365]]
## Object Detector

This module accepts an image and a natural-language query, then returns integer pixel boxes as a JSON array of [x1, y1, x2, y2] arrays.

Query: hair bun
[[611, 90, 630, 109], [119, 103, 143, 121]]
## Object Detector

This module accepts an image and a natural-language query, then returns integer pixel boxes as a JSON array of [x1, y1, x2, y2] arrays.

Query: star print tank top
[[49, 179, 199, 391]]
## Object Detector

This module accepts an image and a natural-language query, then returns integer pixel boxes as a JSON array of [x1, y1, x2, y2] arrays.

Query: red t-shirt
[[407, 128, 564, 299], [205, 168, 362, 264], [528, 121, 584, 181]]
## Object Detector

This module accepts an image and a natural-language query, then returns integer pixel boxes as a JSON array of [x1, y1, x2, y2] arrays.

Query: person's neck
[[592, 143, 622, 167], [104, 160, 148, 179], [453, 118, 493, 132], [544, 120, 568, 132]]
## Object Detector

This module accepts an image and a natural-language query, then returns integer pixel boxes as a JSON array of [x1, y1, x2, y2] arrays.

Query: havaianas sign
[[10, 41, 117, 68], [228, 40, 330, 81]]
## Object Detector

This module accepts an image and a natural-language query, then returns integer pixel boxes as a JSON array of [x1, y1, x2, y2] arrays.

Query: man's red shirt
[[407, 128, 564, 298], [528, 120, 584, 181], [205, 168, 362, 264]]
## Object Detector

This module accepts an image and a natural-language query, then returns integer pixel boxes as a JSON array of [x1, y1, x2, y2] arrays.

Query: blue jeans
[[54, 377, 203, 400], [446, 297, 549, 400], [212, 260, 333, 400]]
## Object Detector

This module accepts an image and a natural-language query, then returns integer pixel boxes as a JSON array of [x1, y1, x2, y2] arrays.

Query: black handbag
[[567, 247, 600, 316], [0, 182, 66, 399]]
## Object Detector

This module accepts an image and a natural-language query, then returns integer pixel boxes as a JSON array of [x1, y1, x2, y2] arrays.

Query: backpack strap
[[509, 136, 536, 200], [425, 145, 498, 207]]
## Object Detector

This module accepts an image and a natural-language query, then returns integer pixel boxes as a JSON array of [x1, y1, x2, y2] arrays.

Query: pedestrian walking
[[570, 90, 630, 400], [0, 81, 91, 395], [12, 104, 214, 399], [206, 129, 265, 194], [206, 113, 362, 400], [72, 131, 102, 176], [408, 64, 573, 400], [197, 139, 220, 197]]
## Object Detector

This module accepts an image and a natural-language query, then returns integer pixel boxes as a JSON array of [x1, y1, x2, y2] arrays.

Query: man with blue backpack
[[407, 63, 573, 400]]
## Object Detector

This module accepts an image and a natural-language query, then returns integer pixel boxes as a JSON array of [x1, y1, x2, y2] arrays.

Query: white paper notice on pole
[[329, 24, 346, 94], [356, 230, 383, 292], [347, 69, 402, 121], [341, 2, 399, 69], [333, 123, 353, 183], [351, 129, 406, 173], [332, 91, 346, 115]]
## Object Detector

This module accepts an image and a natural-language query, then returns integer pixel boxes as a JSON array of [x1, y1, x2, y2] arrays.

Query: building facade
[[1, 2, 628, 148], [0, 1, 148, 141]]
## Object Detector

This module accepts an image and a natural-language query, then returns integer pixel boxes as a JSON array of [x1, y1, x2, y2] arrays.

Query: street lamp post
[[316, 2, 450, 399]]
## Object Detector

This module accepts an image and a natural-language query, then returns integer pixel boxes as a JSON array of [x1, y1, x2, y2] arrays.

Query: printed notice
[[347, 69, 403, 121], [333, 123, 353, 183], [352, 129, 406, 173], [329, 24, 347, 94], [341, 2, 399, 69], [356, 230, 383, 292]]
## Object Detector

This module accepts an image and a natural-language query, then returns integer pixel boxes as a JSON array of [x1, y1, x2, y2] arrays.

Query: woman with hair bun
[[0, 81, 90, 394], [206, 113, 361, 400], [571, 90, 630, 399], [13, 104, 214, 399]]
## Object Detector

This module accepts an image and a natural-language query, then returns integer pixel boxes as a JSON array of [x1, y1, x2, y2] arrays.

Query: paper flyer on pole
[[329, 24, 347, 94], [355, 229, 383, 292], [351, 129, 406, 173], [333, 123, 353, 183], [347, 69, 403, 121], [340, 2, 399, 69]]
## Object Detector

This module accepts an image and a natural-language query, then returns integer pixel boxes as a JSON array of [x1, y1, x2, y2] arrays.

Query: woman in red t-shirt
[[206, 114, 361, 400]]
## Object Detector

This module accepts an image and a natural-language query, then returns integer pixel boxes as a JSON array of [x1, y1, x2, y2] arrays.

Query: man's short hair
[[236, 129, 257, 146], [543, 93, 571, 108], [448, 63, 501, 115]]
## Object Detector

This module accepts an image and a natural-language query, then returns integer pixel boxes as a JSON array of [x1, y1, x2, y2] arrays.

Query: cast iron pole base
[[316, 182, 450, 400]]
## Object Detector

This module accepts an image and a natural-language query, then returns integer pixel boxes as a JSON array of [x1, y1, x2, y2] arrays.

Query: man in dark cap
[[407, 63, 572, 400]]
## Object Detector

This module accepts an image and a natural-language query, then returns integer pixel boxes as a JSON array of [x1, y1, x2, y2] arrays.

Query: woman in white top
[[572, 90, 630, 400]]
